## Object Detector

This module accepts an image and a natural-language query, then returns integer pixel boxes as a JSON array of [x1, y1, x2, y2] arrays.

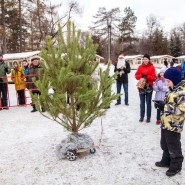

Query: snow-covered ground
[[0, 66, 185, 185]]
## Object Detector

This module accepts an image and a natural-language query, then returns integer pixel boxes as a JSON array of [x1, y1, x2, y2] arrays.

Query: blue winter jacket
[[181, 60, 185, 74]]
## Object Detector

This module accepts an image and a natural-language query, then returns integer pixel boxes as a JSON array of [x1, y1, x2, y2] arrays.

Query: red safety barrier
[[0, 74, 39, 109]]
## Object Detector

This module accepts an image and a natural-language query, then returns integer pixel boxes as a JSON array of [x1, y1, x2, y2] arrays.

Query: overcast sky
[[51, 0, 185, 33]]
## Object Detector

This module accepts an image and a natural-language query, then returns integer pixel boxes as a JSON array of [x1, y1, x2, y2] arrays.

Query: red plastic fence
[[0, 75, 38, 108]]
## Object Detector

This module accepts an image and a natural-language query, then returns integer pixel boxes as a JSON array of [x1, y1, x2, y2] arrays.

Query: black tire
[[90, 148, 96, 154], [66, 150, 77, 161]]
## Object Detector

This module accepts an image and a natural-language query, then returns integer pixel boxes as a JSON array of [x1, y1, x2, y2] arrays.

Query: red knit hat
[[118, 54, 124, 58]]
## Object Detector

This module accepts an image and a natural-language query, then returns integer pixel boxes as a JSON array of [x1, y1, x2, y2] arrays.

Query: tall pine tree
[[33, 21, 118, 133]]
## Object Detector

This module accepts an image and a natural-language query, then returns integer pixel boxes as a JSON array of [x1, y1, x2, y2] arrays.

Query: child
[[11, 61, 26, 105], [155, 67, 184, 176], [153, 68, 168, 124]]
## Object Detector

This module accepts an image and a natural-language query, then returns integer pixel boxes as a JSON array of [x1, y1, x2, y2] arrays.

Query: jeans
[[0, 83, 8, 107], [160, 129, 184, 170], [116, 82, 128, 104], [139, 91, 153, 119]]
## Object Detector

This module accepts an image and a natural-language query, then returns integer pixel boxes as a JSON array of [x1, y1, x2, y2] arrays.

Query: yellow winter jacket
[[11, 65, 26, 90], [161, 80, 185, 133]]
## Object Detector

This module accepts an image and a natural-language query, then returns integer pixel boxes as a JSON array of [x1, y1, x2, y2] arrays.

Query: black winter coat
[[27, 64, 41, 91], [114, 61, 131, 83]]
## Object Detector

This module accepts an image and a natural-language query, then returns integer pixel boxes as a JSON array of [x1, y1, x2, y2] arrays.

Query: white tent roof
[[96, 54, 104, 60], [124, 55, 143, 59], [150, 55, 173, 59], [176, 55, 185, 59], [3, 51, 40, 60]]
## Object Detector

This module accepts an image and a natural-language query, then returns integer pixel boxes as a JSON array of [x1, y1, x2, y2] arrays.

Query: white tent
[[3, 51, 40, 61]]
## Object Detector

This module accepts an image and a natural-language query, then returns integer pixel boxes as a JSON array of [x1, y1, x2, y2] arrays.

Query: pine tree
[[33, 20, 118, 133]]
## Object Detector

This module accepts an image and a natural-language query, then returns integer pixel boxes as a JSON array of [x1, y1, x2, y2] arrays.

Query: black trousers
[[160, 129, 184, 170], [0, 83, 8, 107], [17, 89, 25, 105], [31, 90, 41, 108]]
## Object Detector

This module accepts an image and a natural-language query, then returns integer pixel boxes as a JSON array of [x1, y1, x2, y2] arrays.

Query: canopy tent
[[3, 51, 40, 61]]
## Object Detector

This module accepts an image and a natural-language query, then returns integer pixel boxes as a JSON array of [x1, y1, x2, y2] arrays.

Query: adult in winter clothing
[[135, 54, 156, 123], [153, 68, 168, 124], [164, 60, 168, 68], [114, 54, 131, 105], [0, 53, 10, 109], [11, 61, 26, 105], [27, 57, 44, 112], [160, 60, 168, 72], [155, 67, 184, 177]]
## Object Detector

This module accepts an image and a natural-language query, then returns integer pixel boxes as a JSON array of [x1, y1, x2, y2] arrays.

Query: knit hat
[[118, 54, 124, 58], [143, 54, 150, 60], [164, 67, 182, 85], [160, 67, 167, 73], [13, 61, 18, 65], [31, 57, 40, 62]]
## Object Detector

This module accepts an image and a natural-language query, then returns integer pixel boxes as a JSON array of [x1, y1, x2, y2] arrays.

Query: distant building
[[176, 55, 185, 63], [150, 55, 174, 68], [124, 55, 143, 69]]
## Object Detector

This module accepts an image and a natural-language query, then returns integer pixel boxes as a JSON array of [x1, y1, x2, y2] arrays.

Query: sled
[[66, 147, 96, 161]]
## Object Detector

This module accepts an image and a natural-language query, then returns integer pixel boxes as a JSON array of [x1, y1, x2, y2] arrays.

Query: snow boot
[[146, 118, 150, 123], [155, 161, 170, 167], [31, 105, 37, 113], [166, 169, 181, 177], [41, 107, 46, 112]]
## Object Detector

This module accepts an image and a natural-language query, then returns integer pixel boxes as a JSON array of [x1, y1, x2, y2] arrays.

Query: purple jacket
[[153, 79, 168, 101]]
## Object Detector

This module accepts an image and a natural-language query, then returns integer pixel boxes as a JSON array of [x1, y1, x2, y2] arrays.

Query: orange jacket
[[11, 65, 26, 90]]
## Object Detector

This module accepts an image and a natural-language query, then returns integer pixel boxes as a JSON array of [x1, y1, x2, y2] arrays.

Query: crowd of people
[[114, 53, 185, 177], [0, 52, 185, 177], [0, 53, 42, 112]]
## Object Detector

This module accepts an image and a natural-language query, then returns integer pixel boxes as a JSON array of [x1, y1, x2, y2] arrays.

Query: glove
[[153, 101, 165, 112], [142, 73, 147, 78]]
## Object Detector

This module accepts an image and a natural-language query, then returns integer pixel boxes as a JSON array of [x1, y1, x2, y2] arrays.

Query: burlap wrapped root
[[56, 133, 94, 159]]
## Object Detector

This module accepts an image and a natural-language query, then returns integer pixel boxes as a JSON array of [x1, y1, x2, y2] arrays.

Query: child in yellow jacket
[[11, 61, 26, 105]]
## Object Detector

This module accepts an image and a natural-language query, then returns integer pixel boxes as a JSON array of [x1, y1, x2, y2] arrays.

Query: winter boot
[[166, 169, 181, 176], [31, 105, 37, 113], [146, 118, 150, 123], [139, 118, 144, 122], [155, 161, 170, 168], [41, 107, 46, 112]]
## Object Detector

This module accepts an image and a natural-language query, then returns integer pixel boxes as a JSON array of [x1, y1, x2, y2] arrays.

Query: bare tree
[[146, 14, 160, 54], [0, 0, 7, 53]]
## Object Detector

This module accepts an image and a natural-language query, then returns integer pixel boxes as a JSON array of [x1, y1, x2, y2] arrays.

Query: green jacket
[[161, 80, 185, 133], [0, 61, 9, 83]]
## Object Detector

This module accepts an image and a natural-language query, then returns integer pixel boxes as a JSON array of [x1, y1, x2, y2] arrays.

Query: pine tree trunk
[[70, 94, 77, 133]]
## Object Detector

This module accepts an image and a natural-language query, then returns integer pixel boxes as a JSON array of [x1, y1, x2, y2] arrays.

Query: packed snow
[[0, 65, 185, 185]]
